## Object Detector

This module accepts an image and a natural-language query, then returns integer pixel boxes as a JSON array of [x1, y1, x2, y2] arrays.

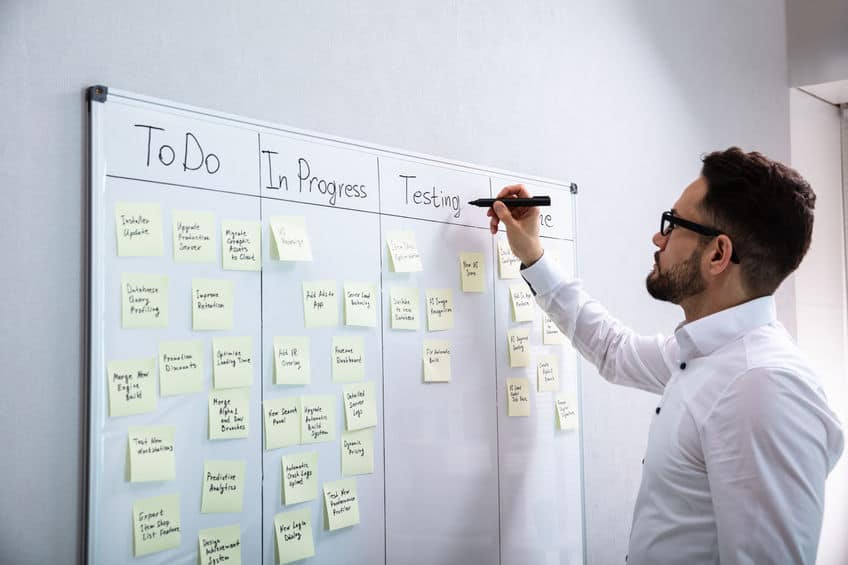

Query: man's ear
[[709, 234, 734, 274]]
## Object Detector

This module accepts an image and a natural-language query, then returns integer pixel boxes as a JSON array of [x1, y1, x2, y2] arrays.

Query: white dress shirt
[[521, 253, 844, 564]]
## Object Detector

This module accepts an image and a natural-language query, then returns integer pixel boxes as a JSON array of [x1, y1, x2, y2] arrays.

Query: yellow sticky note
[[507, 327, 531, 367], [422, 340, 451, 383], [386, 230, 423, 272], [274, 337, 310, 385], [282, 451, 318, 505], [121, 273, 168, 328], [132, 494, 181, 557], [192, 279, 234, 330], [116, 202, 163, 257], [172, 210, 216, 263], [302, 281, 339, 328], [425, 289, 454, 331], [390, 287, 419, 330], [555, 394, 578, 431], [509, 284, 535, 322], [341, 429, 374, 476], [107, 358, 157, 417], [274, 508, 315, 564], [270, 216, 313, 261], [542, 314, 565, 345], [507, 377, 531, 417], [537, 355, 560, 392], [159, 340, 203, 396], [332, 336, 365, 383], [545, 247, 563, 268], [201, 460, 246, 513], [209, 389, 250, 440], [459, 252, 486, 293], [222, 219, 261, 271], [323, 478, 360, 531], [212, 336, 253, 389], [498, 239, 521, 279], [343, 382, 377, 431], [128, 426, 175, 482], [198, 524, 242, 565], [343, 282, 377, 327], [300, 395, 336, 444], [264, 396, 300, 450]]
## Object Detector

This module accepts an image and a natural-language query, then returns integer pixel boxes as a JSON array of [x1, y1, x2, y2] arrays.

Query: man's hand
[[488, 184, 544, 266]]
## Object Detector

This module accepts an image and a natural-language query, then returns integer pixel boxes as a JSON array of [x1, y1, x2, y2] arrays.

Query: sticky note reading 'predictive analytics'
[[212, 336, 253, 389], [222, 220, 261, 271], [282, 451, 318, 505], [341, 429, 374, 476], [302, 281, 338, 327], [555, 394, 579, 431], [390, 287, 419, 330], [159, 340, 203, 396], [115, 202, 163, 257], [128, 426, 175, 482], [323, 479, 361, 531], [498, 239, 521, 279], [422, 340, 451, 382], [209, 389, 250, 440], [107, 358, 157, 417], [172, 210, 215, 263], [509, 284, 535, 322], [300, 395, 336, 444], [537, 355, 559, 392], [344, 282, 377, 327], [387, 230, 423, 272], [274, 337, 310, 385], [425, 289, 454, 331], [132, 494, 181, 557], [270, 216, 313, 261], [121, 273, 168, 328], [459, 252, 486, 292], [332, 336, 365, 383], [274, 508, 315, 564], [507, 327, 531, 367], [201, 460, 246, 513], [263, 396, 300, 450], [198, 524, 242, 565], [192, 278, 234, 330], [343, 382, 377, 431], [507, 377, 531, 417]]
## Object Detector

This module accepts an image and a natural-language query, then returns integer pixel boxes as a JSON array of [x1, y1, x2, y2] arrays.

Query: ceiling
[[800, 79, 848, 105]]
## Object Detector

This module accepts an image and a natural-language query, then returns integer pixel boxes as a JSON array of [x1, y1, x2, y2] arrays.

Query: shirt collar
[[674, 296, 777, 361]]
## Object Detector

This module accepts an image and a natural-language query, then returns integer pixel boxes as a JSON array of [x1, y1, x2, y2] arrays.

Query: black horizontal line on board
[[104, 173, 573, 242]]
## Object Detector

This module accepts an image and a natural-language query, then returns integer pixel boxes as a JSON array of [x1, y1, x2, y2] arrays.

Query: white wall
[[0, 1, 794, 563], [790, 88, 848, 565], [787, 0, 848, 87]]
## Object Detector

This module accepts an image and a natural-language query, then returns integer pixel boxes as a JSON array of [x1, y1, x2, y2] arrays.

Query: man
[[489, 147, 844, 564]]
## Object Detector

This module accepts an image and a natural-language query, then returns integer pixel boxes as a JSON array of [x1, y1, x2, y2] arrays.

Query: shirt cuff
[[520, 252, 565, 296]]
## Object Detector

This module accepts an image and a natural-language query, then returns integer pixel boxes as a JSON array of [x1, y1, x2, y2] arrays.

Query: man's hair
[[699, 147, 815, 296]]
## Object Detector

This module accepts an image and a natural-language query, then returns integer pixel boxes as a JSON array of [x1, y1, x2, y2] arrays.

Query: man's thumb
[[492, 201, 517, 229]]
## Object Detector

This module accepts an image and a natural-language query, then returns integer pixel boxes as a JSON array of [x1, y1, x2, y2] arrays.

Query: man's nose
[[652, 231, 668, 249]]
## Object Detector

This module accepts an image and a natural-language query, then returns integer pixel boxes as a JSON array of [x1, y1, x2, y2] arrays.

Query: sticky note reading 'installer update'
[[115, 202, 163, 257]]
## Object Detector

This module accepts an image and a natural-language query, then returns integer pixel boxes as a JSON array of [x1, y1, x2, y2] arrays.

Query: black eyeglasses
[[660, 211, 740, 264]]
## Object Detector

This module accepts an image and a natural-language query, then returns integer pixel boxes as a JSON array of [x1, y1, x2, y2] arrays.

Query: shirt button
[[641, 458, 645, 464], [680, 362, 687, 370], [655, 406, 661, 414]]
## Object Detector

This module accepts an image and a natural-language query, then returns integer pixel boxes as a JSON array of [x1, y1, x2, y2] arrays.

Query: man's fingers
[[492, 201, 518, 230]]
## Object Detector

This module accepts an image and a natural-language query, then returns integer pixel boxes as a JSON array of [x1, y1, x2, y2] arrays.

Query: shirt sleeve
[[700, 367, 844, 564], [521, 252, 673, 395]]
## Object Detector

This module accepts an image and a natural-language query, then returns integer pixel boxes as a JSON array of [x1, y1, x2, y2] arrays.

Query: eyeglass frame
[[660, 211, 740, 264]]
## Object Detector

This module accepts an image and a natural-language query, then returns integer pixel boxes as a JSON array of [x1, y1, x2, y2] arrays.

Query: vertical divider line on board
[[257, 130, 266, 564], [489, 176, 503, 565], [376, 155, 388, 565]]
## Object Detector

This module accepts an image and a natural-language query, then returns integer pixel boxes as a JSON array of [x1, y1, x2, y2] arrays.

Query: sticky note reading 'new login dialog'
[[274, 508, 315, 564]]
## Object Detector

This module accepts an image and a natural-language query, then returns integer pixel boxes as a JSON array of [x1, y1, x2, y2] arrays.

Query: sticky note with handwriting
[[323, 478, 360, 531], [343, 381, 377, 431], [201, 460, 246, 513], [128, 426, 175, 482], [343, 282, 377, 327], [192, 278, 234, 330], [263, 396, 300, 450], [222, 219, 261, 271], [507, 377, 531, 417], [498, 239, 521, 279], [509, 283, 535, 322], [121, 273, 168, 328], [555, 394, 578, 431], [332, 336, 365, 383], [270, 216, 313, 261], [159, 340, 203, 396], [115, 202, 163, 257], [198, 524, 241, 565], [507, 327, 531, 367], [459, 252, 486, 292], [208, 389, 250, 440], [282, 451, 318, 505], [107, 358, 157, 417], [387, 230, 423, 272], [172, 210, 215, 263], [425, 289, 454, 331], [542, 314, 565, 345], [132, 493, 181, 557], [341, 428, 374, 476], [273, 337, 310, 385], [537, 355, 559, 392], [422, 340, 451, 383], [212, 336, 253, 389], [390, 286, 419, 330], [300, 395, 336, 444], [274, 508, 315, 564], [302, 281, 338, 327]]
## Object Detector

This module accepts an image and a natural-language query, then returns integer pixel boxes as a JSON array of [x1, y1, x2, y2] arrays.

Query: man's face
[[646, 178, 709, 304]]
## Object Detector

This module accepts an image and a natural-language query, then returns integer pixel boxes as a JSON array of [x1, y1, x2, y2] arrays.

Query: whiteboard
[[87, 86, 585, 565]]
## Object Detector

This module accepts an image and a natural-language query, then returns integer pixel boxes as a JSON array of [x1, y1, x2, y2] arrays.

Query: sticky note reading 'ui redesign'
[[115, 202, 163, 257], [107, 358, 157, 417], [274, 337, 310, 385], [543, 314, 565, 345], [537, 355, 559, 392], [507, 327, 531, 367], [332, 336, 365, 383], [507, 377, 531, 417], [343, 282, 377, 327], [192, 278, 234, 330], [121, 273, 168, 328], [274, 508, 315, 564], [300, 395, 336, 444], [172, 210, 216, 263], [132, 494, 181, 557], [222, 219, 261, 271], [159, 340, 203, 396], [128, 426, 175, 482], [209, 389, 250, 440], [555, 394, 579, 431], [425, 289, 454, 331], [302, 281, 339, 327], [270, 216, 313, 261], [198, 524, 242, 565], [323, 478, 361, 531], [498, 239, 521, 279], [263, 396, 300, 450], [390, 287, 419, 330], [422, 340, 451, 383], [341, 428, 374, 476], [459, 252, 486, 292], [282, 451, 318, 505], [201, 460, 246, 514], [212, 336, 253, 389], [509, 284, 535, 322], [343, 382, 377, 431], [386, 230, 423, 272]]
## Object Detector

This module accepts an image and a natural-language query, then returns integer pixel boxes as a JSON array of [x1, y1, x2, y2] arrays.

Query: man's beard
[[646, 247, 706, 304]]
